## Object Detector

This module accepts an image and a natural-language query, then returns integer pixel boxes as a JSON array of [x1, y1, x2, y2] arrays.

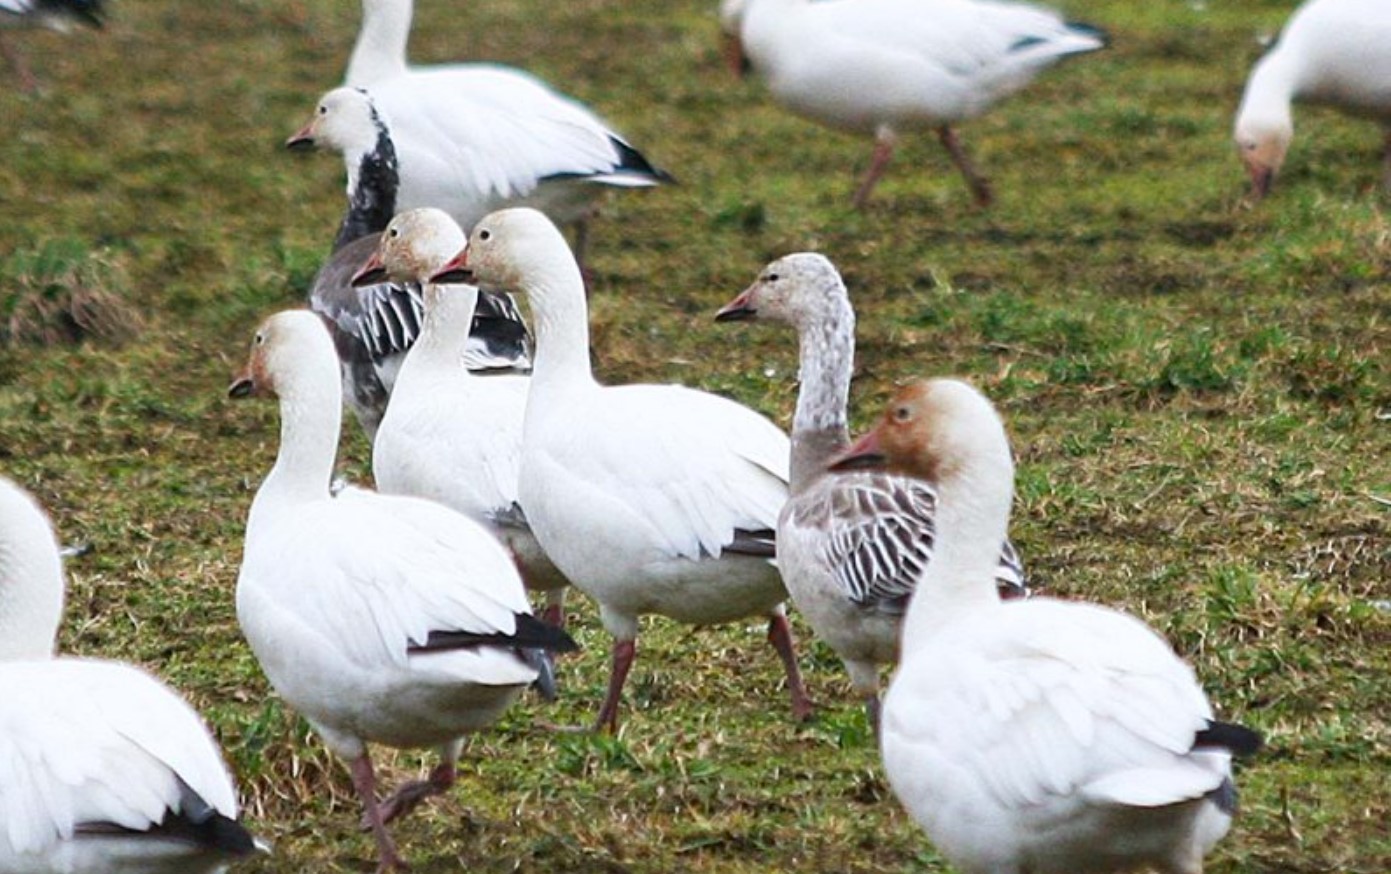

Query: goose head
[[716, 252, 849, 329], [286, 87, 385, 158], [228, 311, 336, 401], [0, 476, 65, 660], [1233, 115, 1291, 200], [352, 208, 467, 287], [430, 207, 574, 292], [831, 379, 1012, 491]]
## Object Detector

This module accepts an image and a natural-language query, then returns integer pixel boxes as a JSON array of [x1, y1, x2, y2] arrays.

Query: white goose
[[0, 475, 262, 874], [296, 0, 672, 251], [715, 253, 1027, 732], [834, 379, 1262, 874], [430, 208, 812, 733], [734, 0, 1106, 206], [228, 309, 576, 871], [351, 207, 571, 626], [1233, 0, 1391, 199], [289, 87, 531, 442]]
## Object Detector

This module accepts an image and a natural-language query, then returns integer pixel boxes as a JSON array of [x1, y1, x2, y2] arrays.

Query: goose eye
[[478, 229, 492, 242], [254, 332, 266, 346], [388, 227, 399, 239], [765, 272, 780, 283], [893, 405, 911, 422], [317, 105, 327, 116]]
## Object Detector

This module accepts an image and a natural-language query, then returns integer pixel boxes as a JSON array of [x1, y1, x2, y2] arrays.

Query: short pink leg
[[853, 132, 896, 209], [865, 693, 882, 741], [373, 760, 456, 826], [938, 124, 994, 207], [540, 591, 567, 629], [767, 612, 815, 722], [594, 638, 637, 734], [349, 753, 408, 873]]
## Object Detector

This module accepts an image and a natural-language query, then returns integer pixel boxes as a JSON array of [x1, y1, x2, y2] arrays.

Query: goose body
[[834, 380, 1260, 874], [431, 208, 812, 732], [354, 208, 570, 622], [0, 477, 260, 874], [1233, 0, 1391, 198], [736, 0, 1105, 206], [229, 310, 575, 870], [716, 253, 1027, 730]]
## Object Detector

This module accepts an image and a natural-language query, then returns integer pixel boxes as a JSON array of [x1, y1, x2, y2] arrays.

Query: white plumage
[[430, 208, 812, 732], [1233, 0, 1391, 198], [734, 0, 1106, 206], [229, 309, 574, 871], [834, 379, 1259, 874], [0, 476, 260, 874]]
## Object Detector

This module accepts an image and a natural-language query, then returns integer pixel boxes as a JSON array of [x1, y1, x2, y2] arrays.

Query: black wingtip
[[1194, 720, 1264, 757], [514, 611, 580, 654]]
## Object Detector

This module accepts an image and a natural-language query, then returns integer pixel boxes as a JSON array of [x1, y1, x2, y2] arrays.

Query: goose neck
[[523, 268, 596, 393], [411, 282, 481, 366], [789, 303, 853, 490], [0, 485, 64, 660], [334, 123, 399, 250], [255, 378, 343, 509], [345, 0, 411, 87]]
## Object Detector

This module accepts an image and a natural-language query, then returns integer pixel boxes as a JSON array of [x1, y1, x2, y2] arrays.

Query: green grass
[[1, 0, 1388, 871]]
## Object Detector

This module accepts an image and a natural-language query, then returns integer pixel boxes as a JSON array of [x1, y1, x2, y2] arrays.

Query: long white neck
[[407, 282, 481, 372], [345, 0, 411, 86], [253, 351, 343, 512], [899, 453, 1013, 657], [789, 299, 853, 493], [0, 480, 65, 660], [1238, 48, 1297, 131], [521, 254, 597, 400]]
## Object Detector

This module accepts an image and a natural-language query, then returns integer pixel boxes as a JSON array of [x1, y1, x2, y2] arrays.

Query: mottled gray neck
[[789, 296, 854, 492]]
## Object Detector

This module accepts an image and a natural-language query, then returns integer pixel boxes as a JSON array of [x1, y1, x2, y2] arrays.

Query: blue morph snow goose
[[715, 253, 1027, 733], [734, 0, 1106, 206], [228, 309, 575, 871], [430, 208, 812, 733], [834, 379, 1262, 874], [0, 475, 262, 874]]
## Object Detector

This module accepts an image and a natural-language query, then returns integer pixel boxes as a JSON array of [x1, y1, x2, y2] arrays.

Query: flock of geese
[[4, 0, 1389, 871]]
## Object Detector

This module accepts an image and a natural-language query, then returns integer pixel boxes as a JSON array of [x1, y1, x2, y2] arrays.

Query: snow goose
[[0, 475, 263, 874], [429, 208, 812, 733], [290, 71, 672, 259], [1234, 0, 1391, 199], [290, 88, 531, 442], [351, 207, 571, 626], [715, 253, 1027, 732], [833, 379, 1262, 874], [735, 0, 1107, 206], [228, 309, 576, 870], [0, 0, 103, 91]]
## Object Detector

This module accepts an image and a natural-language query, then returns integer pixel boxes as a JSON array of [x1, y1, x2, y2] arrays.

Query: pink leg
[[864, 693, 882, 741], [374, 760, 456, 826], [767, 612, 815, 722], [594, 638, 637, 733], [937, 125, 994, 207], [349, 753, 408, 873], [1381, 129, 1391, 193], [0, 36, 38, 94], [853, 132, 896, 209], [540, 591, 567, 630]]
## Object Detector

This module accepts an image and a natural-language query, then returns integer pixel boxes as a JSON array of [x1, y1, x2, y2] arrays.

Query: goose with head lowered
[[1233, 0, 1391, 200], [351, 207, 571, 627], [833, 379, 1262, 874], [0, 475, 264, 874], [431, 207, 813, 733], [228, 310, 576, 871], [291, 85, 531, 442], [715, 253, 1028, 733], [732, 0, 1106, 207]]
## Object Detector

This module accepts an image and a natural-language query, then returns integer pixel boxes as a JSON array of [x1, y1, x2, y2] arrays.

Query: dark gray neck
[[332, 116, 399, 252]]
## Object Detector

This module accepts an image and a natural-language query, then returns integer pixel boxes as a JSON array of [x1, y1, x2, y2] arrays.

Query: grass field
[[1, 0, 1388, 871]]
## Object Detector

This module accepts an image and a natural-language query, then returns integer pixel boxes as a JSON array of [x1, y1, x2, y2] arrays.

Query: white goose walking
[[1233, 0, 1391, 199], [228, 310, 575, 871], [733, 0, 1106, 206], [0, 475, 262, 874], [430, 208, 813, 733], [716, 253, 1027, 732], [352, 207, 571, 626], [833, 379, 1261, 874]]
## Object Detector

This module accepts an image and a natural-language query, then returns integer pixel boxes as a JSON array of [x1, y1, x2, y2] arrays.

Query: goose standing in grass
[[289, 86, 531, 442], [1233, 0, 1391, 199], [0, 475, 263, 874], [715, 253, 1027, 732], [351, 207, 571, 627], [732, 0, 1106, 207], [228, 310, 576, 871], [0, 0, 102, 91], [299, 0, 673, 256], [430, 208, 813, 733], [833, 379, 1262, 874]]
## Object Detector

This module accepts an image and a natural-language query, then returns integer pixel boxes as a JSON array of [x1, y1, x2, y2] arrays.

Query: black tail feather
[[1194, 720, 1264, 757], [410, 612, 579, 655], [722, 527, 776, 558]]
